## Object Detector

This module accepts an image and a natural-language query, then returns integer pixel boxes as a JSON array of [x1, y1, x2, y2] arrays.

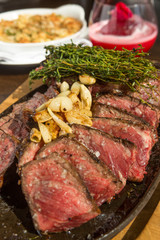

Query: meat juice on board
[[89, 2, 158, 51]]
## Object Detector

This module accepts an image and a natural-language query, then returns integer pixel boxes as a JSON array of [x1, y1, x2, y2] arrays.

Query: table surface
[[0, 1, 160, 239]]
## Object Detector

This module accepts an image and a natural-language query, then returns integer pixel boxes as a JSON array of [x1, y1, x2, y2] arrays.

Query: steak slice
[[22, 86, 58, 114], [0, 86, 58, 186], [90, 78, 160, 109], [92, 102, 157, 143], [22, 92, 47, 115], [92, 102, 148, 125], [44, 85, 59, 99], [21, 153, 100, 232], [130, 78, 160, 109], [71, 124, 137, 185], [0, 130, 17, 176], [36, 136, 123, 205], [18, 141, 44, 168], [0, 114, 30, 142], [97, 94, 159, 127], [0, 115, 14, 128], [92, 117, 156, 182]]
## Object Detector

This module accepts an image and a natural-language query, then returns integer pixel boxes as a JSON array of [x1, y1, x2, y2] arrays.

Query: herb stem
[[29, 44, 157, 91]]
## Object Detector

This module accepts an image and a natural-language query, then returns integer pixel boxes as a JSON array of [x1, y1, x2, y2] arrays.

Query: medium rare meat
[[0, 114, 30, 142], [23, 92, 46, 114], [0, 130, 17, 176], [130, 78, 160, 109], [92, 102, 149, 126], [90, 78, 160, 109], [36, 136, 123, 205], [22, 86, 58, 114], [97, 94, 159, 127], [92, 102, 157, 143], [71, 124, 137, 185], [0, 86, 58, 185], [0, 114, 15, 128], [92, 117, 157, 181], [18, 141, 44, 168], [21, 153, 100, 232], [44, 85, 59, 99]]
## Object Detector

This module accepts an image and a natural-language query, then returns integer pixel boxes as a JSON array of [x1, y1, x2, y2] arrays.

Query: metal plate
[[0, 85, 160, 240]]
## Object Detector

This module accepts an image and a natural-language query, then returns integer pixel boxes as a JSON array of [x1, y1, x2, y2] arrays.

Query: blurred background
[[0, 0, 160, 59]]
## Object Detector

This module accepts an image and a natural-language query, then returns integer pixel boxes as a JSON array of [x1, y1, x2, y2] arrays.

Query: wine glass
[[88, 0, 158, 52]]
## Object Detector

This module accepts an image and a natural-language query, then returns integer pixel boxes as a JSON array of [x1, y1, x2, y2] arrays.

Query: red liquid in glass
[[90, 35, 157, 52], [89, 20, 158, 52]]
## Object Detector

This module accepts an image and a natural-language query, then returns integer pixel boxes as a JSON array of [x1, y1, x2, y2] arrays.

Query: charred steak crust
[[21, 152, 100, 233], [36, 136, 123, 205]]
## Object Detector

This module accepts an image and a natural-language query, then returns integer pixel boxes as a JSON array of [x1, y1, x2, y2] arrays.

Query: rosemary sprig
[[29, 44, 157, 91]]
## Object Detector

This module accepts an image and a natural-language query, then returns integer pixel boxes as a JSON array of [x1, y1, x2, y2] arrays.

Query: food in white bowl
[[0, 5, 88, 65], [0, 12, 82, 43]]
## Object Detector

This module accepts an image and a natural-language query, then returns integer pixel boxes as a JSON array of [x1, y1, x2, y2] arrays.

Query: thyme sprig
[[29, 44, 157, 91]]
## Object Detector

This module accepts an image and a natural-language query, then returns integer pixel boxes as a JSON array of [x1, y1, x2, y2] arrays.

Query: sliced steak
[[13, 86, 58, 119], [89, 82, 130, 98], [0, 130, 17, 176], [92, 102, 157, 142], [90, 78, 160, 110], [97, 94, 159, 127], [92, 117, 156, 181], [0, 115, 14, 128], [18, 141, 44, 168], [44, 85, 59, 99], [92, 102, 147, 125], [0, 86, 57, 184], [0, 114, 30, 142], [0, 109, 29, 179], [22, 92, 47, 114], [130, 78, 160, 109], [71, 124, 137, 185], [0, 102, 30, 142], [36, 136, 123, 205], [21, 152, 100, 232]]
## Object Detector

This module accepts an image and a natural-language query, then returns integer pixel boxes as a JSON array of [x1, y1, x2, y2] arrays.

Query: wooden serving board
[[0, 78, 159, 240]]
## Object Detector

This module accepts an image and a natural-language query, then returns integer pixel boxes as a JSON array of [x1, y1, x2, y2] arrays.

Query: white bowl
[[0, 4, 89, 65]]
